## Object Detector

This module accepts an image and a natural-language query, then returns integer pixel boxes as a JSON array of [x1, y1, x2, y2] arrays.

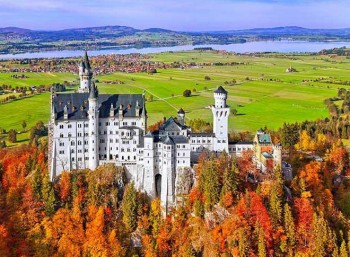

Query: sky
[[0, 0, 349, 31]]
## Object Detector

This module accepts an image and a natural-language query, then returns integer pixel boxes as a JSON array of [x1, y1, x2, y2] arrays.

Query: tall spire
[[89, 81, 98, 99], [84, 50, 91, 70]]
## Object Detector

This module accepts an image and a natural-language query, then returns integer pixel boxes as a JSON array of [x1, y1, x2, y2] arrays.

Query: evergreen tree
[[31, 168, 42, 199], [269, 166, 284, 227], [201, 156, 220, 211], [257, 225, 267, 257], [283, 203, 295, 256], [340, 240, 348, 257], [220, 163, 238, 207], [121, 182, 138, 232], [41, 173, 56, 216]]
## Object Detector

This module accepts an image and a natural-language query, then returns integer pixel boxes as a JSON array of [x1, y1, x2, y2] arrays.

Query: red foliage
[[294, 197, 314, 251]]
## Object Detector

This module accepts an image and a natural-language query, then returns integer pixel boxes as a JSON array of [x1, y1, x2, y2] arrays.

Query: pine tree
[[269, 167, 284, 227], [31, 168, 42, 199], [201, 157, 220, 211], [121, 182, 138, 232], [283, 203, 295, 256], [41, 173, 56, 216], [313, 212, 328, 257], [220, 163, 238, 207], [340, 240, 348, 257], [257, 225, 267, 257]]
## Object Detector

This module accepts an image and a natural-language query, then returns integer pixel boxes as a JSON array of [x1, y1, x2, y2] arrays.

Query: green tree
[[269, 167, 284, 227], [220, 163, 238, 207], [41, 173, 56, 216], [8, 129, 17, 143], [121, 182, 138, 232], [22, 120, 27, 132], [340, 239, 348, 257], [283, 203, 295, 256], [200, 157, 220, 211], [183, 89, 192, 97], [257, 225, 267, 257]]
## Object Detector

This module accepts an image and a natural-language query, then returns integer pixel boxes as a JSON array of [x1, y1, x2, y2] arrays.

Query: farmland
[[0, 50, 349, 144]]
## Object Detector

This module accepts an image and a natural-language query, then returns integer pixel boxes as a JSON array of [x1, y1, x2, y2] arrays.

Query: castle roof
[[52, 93, 145, 121], [159, 117, 187, 131], [83, 51, 91, 70], [257, 133, 272, 144], [177, 108, 185, 114], [214, 86, 227, 94], [89, 81, 98, 99]]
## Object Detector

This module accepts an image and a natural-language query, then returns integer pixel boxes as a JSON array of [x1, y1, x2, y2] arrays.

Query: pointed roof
[[177, 108, 185, 115], [214, 86, 227, 94], [89, 81, 98, 99], [83, 51, 91, 70]]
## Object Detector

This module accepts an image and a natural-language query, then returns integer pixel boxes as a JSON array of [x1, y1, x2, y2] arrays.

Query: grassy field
[[0, 51, 348, 140]]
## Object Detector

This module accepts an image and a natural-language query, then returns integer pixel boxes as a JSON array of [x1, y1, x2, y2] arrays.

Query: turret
[[177, 108, 185, 126], [88, 81, 99, 170], [211, 86, 229, 152], [79, 51, 93, 93], [214, 86, 227, 108], [135, 100, 140, 117], [109, 103, 114, 117], [273, 143, 282, 167]]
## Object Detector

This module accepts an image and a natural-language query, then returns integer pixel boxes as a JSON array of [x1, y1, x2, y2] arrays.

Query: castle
[[48, 52, 282, 211]]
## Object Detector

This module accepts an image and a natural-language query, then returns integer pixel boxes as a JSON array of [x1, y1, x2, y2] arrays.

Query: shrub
[[183, 89, 192, 97]]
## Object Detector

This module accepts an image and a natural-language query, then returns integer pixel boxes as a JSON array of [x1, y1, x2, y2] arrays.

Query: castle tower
[[177, 108, 185, 126], [273, 143, 282, 167], [79, 51, 93, 93], [88, 81, 99, 170], [212, 86, 229, 152]]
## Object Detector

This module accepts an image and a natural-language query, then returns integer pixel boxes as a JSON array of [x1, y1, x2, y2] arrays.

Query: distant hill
[[1, 25, 350, 55]]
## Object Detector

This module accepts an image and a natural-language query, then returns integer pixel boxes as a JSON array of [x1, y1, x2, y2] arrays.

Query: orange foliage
[[294, 197, 314, 251], [59, 172, 71, 202]]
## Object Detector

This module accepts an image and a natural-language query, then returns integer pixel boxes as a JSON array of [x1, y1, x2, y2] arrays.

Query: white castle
[[48, 52, 282, 211]]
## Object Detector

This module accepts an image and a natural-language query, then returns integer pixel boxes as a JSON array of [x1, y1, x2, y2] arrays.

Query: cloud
[[0, 0, 349, 30]]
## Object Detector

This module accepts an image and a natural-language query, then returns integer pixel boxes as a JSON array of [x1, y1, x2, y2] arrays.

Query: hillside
[[1, 25, 350, 54]]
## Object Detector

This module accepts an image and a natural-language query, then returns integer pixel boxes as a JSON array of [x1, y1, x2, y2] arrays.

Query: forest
[[2, 77, 350, 257], [1, 103, 350, 257]]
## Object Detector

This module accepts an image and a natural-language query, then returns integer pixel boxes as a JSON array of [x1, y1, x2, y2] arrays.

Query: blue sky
[[0, 0, 349, 31]]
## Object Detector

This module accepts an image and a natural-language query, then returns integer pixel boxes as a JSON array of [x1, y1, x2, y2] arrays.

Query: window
[[59, 142, 64, 146], [59, 150, 64, 154], [59, 124, 64, 129], [71, 141, 75, 146], [78, 132, 82, 137], [68, 133, 72, 137], [84, 123, 88, 128], [78, 157, 82, 161], [78, 124, 82, 128], [132, 122, 136, 126], [68, 124, 72, 128], [60, 134, 64, 138], [78, 141, 82, 145]]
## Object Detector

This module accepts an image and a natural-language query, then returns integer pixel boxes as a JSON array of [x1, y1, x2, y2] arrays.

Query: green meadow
[[0, 51, 348, 144]]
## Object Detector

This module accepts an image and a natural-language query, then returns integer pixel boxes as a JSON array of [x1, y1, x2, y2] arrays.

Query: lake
[[0, 40, 349, 59]]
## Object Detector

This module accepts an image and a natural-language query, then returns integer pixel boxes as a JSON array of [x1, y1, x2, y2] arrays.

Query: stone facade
[[49, 52, 282, 211]]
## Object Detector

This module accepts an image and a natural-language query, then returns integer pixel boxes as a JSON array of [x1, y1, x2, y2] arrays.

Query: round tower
[[79, 51, 93, 93], [177, 108, 185, 126], [211, 86, 229, 152], [273, 143, 282, 167], [88, 81, 99, 170], [214, 86, 227, 108]]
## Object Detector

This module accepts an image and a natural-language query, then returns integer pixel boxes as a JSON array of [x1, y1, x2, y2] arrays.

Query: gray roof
[[53, 93, 145, 121], [214, 86, 227, 94], [229, 141, 253, 145], [89, 81, 98, 99], [177, 108, 185, 114], [159, 117, 187, 131], [83, 51, 91, 70]]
